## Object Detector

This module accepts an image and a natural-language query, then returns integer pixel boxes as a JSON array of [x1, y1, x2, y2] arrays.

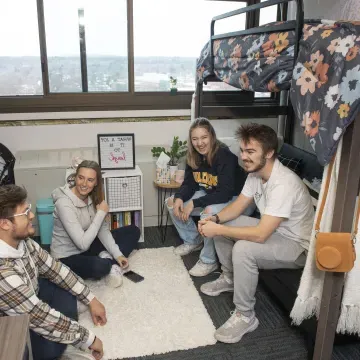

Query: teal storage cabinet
[[36, 198, 55, 245]]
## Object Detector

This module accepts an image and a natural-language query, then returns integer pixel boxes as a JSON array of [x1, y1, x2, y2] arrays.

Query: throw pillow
[[278, 154, 303, 176]]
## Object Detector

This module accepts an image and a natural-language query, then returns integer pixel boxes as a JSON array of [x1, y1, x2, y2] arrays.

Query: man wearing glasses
[[0, 185, 106, 360]]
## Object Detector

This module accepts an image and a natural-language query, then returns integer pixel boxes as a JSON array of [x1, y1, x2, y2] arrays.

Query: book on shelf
[[109, 210, 141, 230], [118, 212, 123, 227], [134, 211, 141, 228], [124, 211, 131, 226]]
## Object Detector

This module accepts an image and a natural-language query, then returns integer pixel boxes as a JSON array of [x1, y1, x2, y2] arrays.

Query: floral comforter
[[196, 19, 360, 166], [290, 20, 360, 166], [196, 21, 297, 92]]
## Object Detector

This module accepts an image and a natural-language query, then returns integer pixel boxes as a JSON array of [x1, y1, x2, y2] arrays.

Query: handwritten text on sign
[[98, 135, 135, 169]]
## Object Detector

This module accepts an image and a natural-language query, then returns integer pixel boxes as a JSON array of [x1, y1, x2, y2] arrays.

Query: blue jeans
[[30, 278, 77, 360], [167, 190, 255, 264]]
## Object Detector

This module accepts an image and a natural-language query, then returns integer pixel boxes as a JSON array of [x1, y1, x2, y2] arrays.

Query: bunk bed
[[194, 0, 360, 359]]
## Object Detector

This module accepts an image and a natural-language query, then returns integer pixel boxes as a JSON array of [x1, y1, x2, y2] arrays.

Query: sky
[[0, 0, 277, 57]]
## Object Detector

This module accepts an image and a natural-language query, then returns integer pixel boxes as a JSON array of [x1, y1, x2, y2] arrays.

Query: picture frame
[[97, 133, 135, 170]]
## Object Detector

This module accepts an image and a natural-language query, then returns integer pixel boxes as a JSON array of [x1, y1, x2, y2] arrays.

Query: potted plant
[[151, 136, 187, 179], [169, 76, 177, 94]]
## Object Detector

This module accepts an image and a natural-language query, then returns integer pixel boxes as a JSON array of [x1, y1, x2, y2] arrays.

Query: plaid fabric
[[278, 154, 302, 176], [0, 239, 95, 349]]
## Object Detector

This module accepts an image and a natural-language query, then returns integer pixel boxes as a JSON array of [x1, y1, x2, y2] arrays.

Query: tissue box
[[156, 166, 171, 184]]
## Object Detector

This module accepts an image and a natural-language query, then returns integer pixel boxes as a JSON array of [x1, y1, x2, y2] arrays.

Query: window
[[0, 0, 281, 113], [44, 1, 82, 93], [0, 0, 43, 96], [259, 0, 278, 26], [44, 0, 128, 93], [133, 0, 246, 92]]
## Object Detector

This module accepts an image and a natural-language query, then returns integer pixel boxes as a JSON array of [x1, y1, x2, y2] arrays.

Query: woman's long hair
[[186, 117, 220, 169], [75, 160, 104, 208]]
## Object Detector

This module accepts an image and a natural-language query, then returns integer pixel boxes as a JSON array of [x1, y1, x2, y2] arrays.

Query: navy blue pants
[[61, 225, 140, 280], [30, 278, 77, 360]]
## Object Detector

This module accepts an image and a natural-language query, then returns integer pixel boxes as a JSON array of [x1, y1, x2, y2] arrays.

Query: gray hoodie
[[50, 184, 123, 259]]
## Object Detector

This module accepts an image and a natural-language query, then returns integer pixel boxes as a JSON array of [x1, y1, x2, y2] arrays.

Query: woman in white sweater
[[50, 160, 140, 288]]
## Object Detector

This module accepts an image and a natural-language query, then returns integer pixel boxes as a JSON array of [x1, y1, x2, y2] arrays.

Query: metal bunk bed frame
[[194, 0, 304, 120], [194, 1, 360, 359]]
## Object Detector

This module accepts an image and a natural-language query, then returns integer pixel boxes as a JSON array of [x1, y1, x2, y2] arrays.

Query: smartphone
[[123, 270, 144, 283]]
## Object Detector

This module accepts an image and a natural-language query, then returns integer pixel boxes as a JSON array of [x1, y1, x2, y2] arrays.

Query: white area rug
[[79, 247, 216, 359]]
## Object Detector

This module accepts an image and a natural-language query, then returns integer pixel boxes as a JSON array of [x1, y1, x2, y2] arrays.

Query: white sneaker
[[105, 264, 123, 288], [77, 301, 88, 314], [214, 310, 259, 343], [200, 273, 234, 296], [98, 251, 123, 288], [59, 345, 94, 360], [189, 260, 218, 277], [174, 243, 203, 256], [98, 250, 112, 260]]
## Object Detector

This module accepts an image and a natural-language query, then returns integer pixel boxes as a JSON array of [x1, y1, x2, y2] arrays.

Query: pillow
[[278, 153, 303, 176]]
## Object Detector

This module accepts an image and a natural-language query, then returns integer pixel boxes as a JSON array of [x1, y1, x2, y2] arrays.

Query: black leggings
[[61, 225, 140, 280]]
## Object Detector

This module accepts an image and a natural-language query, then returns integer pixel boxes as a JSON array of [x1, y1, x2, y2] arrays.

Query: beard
[[12, 224, 35, 241], [243, 155, 267, 173]]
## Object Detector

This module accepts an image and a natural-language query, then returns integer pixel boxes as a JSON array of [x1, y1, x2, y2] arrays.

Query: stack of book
[[109, 211, 141, 230]]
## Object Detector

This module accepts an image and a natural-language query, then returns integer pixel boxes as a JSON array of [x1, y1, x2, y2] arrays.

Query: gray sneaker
[[189, 260, 218, 277], [200, 273, 234, 296], [99, 251, 123, 288], [174, 243, 203, 256], [105, 264, 123, 288], [215, 310, 259, 343], [77, 301, 88, 315], [59, 345, 95, 359]]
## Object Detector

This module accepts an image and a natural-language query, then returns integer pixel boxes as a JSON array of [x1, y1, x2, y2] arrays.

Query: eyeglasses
[[9, 204, 32, 218]]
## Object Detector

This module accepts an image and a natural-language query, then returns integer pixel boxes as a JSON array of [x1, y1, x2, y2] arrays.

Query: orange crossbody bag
[[315, 156, 358, 272]]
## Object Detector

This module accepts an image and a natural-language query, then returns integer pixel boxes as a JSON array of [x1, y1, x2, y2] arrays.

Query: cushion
[[278, 153, 303, 176], [278, 143, 323, 182]]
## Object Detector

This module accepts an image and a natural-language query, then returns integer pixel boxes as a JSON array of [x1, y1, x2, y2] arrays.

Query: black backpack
[[0, 143, 15, 186]]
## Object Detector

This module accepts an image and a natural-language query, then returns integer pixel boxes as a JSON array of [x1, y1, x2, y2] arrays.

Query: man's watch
[[214, 214, 220, 224]]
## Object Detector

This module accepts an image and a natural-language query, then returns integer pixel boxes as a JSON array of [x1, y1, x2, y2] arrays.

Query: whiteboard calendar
[[97, 133, 135, 170]]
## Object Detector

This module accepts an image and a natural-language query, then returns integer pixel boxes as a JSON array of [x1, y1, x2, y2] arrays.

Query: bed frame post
[[195, 81, 203, 118], [313, 115, 360, 360]]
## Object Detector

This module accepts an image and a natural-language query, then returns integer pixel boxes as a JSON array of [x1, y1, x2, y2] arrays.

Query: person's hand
[[197, 216, 216, 232], [89, 298, 107, 326], [181, 200, 194, 222], [89, 336, 104, 360], [173, 198, 184, 219], [199, 221, 222, 238], [96, 200, 109, 214], [117, 256, 129, 269]]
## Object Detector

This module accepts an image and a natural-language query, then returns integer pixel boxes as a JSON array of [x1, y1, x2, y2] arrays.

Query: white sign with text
[[97, 134, 135, 170]]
